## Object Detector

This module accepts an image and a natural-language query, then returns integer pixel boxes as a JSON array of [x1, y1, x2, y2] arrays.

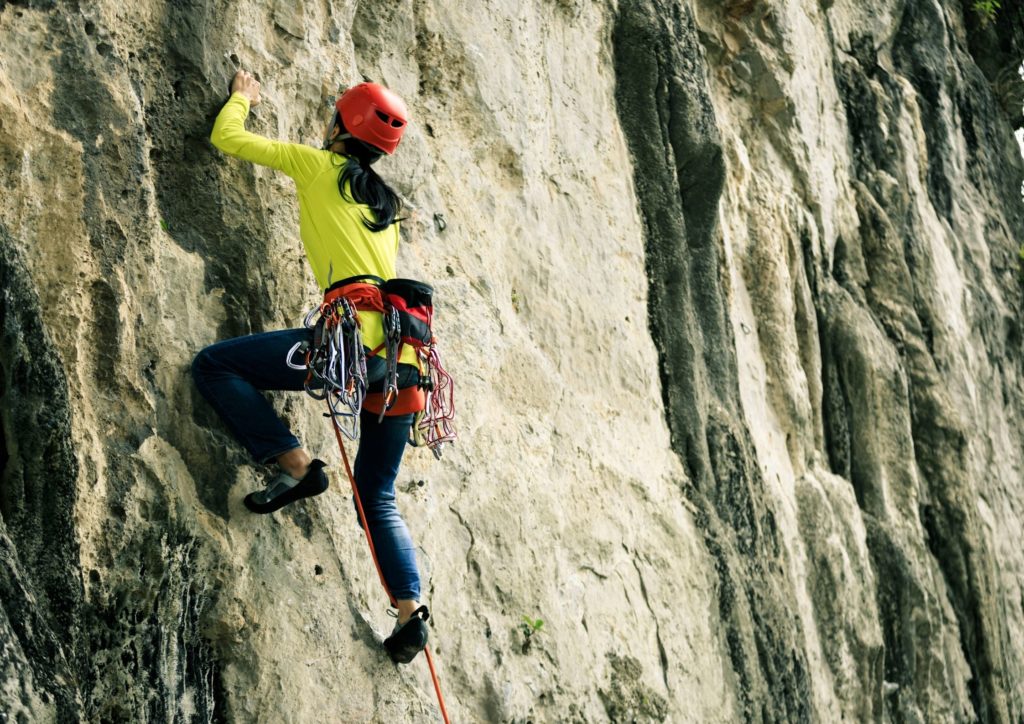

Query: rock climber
[[191, 69, 429, 663]]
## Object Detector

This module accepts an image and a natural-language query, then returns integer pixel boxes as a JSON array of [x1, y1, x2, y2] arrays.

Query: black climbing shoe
[[244, 459, 329, 514], [384, 605, 430, 664]]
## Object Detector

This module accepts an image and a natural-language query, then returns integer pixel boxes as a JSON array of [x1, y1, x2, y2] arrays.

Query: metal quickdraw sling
[[286, 293, 368, 440], [379, 303, 402, 420]]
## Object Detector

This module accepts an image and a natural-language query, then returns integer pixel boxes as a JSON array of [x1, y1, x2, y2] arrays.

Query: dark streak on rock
[[0, 224, 82, 719], [37, 10, 230, 721], [612, 2, 813, 720]]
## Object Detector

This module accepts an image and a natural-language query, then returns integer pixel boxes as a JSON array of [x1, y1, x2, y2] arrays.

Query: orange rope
[[424, 646, 450, 723], [328, 401, 451, 724], [332, 410, 395, 607]]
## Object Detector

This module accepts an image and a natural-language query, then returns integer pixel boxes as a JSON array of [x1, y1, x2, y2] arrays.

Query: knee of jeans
[[191, 346, 217, 383], [359, 492, 397, 517], [353, 495, 396, 527]]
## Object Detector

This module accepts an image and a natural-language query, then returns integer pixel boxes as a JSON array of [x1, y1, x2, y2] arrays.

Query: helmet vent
[[375, 110, 390, 123], [390, 119, 405, 128]]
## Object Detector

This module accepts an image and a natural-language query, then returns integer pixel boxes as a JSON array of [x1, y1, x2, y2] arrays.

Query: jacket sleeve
[[210, 92, 323, 188]]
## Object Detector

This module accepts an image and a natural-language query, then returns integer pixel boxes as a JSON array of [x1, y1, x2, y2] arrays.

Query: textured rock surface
[[0, 0, 1021, 721]]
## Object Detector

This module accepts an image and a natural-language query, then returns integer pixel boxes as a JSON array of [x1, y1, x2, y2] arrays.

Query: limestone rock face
[[1, 0, 1021, 721]]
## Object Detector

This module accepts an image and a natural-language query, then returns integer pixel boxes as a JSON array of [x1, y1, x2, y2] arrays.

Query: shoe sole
[[244, 462, 328, 514], [385, 619, 428, 664]]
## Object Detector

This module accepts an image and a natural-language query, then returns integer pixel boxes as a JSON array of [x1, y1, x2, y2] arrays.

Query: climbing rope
[[288, 280, 455, 718], [327, 400, 451, 724]]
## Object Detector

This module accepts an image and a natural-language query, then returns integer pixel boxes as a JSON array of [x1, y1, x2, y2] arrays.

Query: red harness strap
[[363, 386, 425, 416], [323, 281, 386, 313]]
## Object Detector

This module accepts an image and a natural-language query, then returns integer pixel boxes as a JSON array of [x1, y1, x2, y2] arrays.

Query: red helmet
[[335, 83, 409, 155]]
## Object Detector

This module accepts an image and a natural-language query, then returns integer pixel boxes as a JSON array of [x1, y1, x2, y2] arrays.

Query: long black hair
[[331, 120, 403, 232]]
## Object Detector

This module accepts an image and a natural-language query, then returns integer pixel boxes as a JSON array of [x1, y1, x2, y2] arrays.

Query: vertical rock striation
[[613, 3, 814, 721], [0, 227, 81, 720], [0, 0, 1021, 721]]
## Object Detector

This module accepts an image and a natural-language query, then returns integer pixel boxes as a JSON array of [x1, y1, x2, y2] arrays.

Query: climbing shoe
[[244, 459, 329, 514], [384, 605, 430, 664]]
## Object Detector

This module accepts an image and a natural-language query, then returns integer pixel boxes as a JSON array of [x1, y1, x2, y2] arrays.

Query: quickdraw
[[379, 304, 402, 420], [286, 295, 368, 440]]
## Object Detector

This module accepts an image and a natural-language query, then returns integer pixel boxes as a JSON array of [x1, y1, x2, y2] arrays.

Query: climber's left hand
[[231, 69, 262, 107]]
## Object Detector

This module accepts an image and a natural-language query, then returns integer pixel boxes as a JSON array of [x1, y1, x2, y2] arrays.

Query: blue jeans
[[191, 328, 422, 600]]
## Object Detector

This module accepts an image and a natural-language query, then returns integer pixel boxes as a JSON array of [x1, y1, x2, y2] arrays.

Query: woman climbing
[[191, 69, 429, 664]]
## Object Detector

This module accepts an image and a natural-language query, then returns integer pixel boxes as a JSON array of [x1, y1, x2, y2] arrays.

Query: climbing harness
[[287, 273, 455, 722], [287, 274, 457, 456], [368, 277, 456, 458]]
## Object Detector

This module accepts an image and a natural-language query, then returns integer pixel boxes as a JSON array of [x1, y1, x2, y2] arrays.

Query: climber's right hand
[[231, 69, 262, 107]]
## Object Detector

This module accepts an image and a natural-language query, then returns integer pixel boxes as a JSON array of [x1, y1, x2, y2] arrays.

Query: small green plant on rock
[[519, 615, 544, 653], [972, 0, 1000, 26]]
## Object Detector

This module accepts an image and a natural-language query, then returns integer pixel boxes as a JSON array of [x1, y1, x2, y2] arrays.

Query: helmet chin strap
[[322, 109, 353, 150]]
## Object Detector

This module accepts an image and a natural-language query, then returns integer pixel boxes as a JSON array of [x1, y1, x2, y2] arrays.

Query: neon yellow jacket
[[211, 92, 414, 364]]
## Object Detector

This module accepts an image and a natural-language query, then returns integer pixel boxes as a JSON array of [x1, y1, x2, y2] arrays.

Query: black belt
[[324, 274, 387, 293]]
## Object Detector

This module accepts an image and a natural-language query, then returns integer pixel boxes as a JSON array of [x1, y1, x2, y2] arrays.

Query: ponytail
[[332, 131, 403, 232]]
